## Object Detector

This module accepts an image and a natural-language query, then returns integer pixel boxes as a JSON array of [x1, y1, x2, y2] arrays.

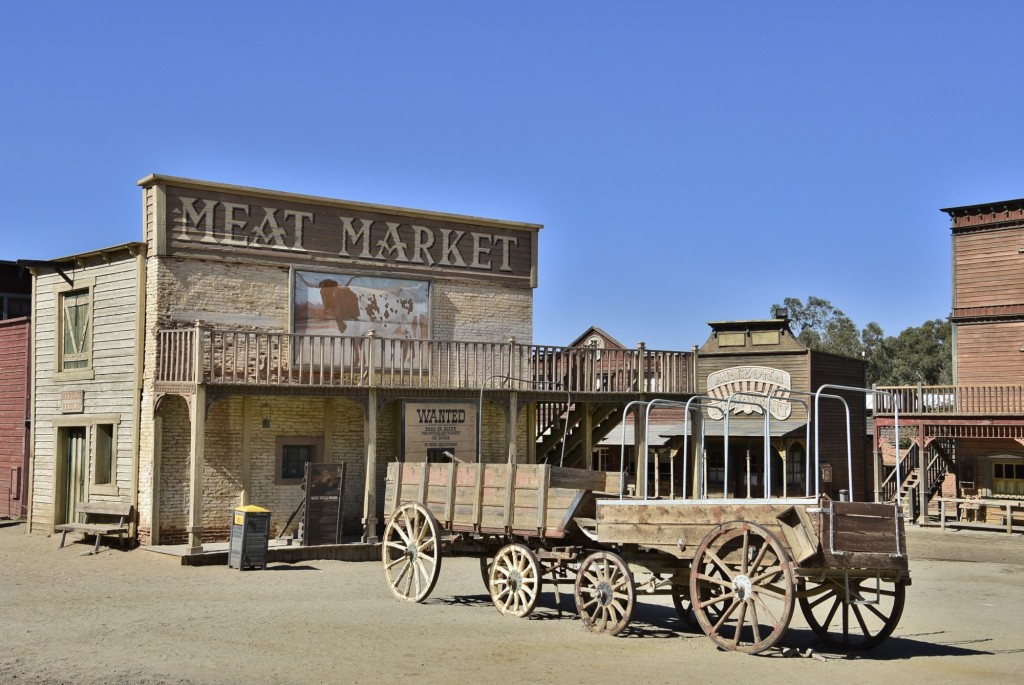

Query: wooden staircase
[[536, 403, 622, 468], [888, 439, 956, 522]]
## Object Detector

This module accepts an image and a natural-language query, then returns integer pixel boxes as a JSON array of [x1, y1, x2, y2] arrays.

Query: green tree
[[882, 318, 952, 385], [771, 298, 952, 386], [771, 296, 863, 358]]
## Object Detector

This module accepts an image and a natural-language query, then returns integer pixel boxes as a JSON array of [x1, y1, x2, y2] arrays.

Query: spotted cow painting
[[294, 271, 430, 365]]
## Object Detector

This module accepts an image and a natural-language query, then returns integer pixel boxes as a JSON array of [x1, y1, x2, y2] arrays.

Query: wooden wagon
[[381, 390, 911, 655]]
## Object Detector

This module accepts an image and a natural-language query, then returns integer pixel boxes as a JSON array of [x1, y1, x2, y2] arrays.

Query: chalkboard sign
[[301, 463, 345, 546]]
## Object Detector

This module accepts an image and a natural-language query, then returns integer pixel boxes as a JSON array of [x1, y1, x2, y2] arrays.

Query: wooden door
[[63, 427, 87, 524]]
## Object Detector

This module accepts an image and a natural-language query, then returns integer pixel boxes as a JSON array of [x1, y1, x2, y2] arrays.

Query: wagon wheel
[[479, 556, 494, 591], [671, 583, 696, 628], [574, 551, 635, 636], [690, 521, 795, 654], [488, 543, 543, 617], [798, 576, 906, 650], [381, 502, 442, 603]]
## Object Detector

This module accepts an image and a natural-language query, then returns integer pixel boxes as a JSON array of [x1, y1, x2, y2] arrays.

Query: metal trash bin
[[227, 505, 270, 570]]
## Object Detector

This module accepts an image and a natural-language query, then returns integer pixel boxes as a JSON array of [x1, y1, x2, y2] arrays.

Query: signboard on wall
[[705, 366, 793, 420], [147, 178, 539, 287], [301, 463, 345, 546], [293, 270, 430, 340], [403, 401, 478, 463]]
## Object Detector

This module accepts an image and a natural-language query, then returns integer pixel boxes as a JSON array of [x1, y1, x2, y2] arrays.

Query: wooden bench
[[55, 502, 134, 554]]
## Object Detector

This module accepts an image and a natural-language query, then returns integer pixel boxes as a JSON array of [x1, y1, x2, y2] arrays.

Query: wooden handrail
[[154, 327, 693, 395], [876, 384, 1024, 416]]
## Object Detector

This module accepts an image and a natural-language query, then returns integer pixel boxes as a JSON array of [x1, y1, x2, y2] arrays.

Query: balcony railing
[[155, 327, 692, 395], [875, 384, 1024, 416]]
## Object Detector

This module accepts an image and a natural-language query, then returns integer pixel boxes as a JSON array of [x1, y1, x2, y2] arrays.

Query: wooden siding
[[955, 322, 1024, 385], [954, 226, 1024, 309], [0, 318, 30, 517], [31, 253, 142, 531], [810, 352, 868, 501], [696, 351, 811, 424]]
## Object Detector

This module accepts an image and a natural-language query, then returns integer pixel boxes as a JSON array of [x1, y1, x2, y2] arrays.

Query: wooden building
[[24, 174, 878, 552], [25, 175, 695, 552], [876, 197, 1024, 527], [0, 261, 32, 518], [25, 245, 146, 535], [689, 317, 869, 502]]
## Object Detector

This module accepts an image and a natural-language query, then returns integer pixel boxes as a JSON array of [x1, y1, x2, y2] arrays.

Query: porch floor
[[142, 536, 379, 566]]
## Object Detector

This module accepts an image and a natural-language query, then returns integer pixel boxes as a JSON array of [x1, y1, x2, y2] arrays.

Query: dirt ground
[[1, 522, 1022, 685]]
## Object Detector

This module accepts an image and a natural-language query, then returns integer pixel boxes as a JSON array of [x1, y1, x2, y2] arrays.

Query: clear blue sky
[[3, 3, 1022, 350]]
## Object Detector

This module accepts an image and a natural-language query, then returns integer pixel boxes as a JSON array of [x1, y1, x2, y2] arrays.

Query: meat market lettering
[[338, 217, 518, 272], [172, 196, 519, 274], [176, 197, 311, 251]]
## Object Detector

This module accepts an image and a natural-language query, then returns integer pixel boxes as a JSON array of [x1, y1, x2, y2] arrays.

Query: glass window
[[706, 449, 725, 487], [275, 437, 323, 484], [61, 289, 91, 370], [94, 424, 113, 485], [787, 443, 806, 489], [993, 461, 1024, 497], [281, 445, 315, 480], [3, 294, 31, 319]]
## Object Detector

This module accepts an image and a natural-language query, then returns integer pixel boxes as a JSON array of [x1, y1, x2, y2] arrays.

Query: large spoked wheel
[[799, 575, 906, 650], [574, 551, 635, 636], [690, 521, 796, 654], [479, 556, 493, 591], [488, 543, 542, 617], [671, 582, 697, 629], [382, 502, 442, 603]]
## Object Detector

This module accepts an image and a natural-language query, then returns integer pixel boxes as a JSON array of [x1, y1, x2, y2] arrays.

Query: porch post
[[187, 384, 206, 554], [186, 323, 206, 554], [634, 403, 648, 498], [507, 391, 519, 463], [240, 397, 252, 506], [362, 387, 379, 543], [634, 342, 648, 497], [581, 404, 593, 470]]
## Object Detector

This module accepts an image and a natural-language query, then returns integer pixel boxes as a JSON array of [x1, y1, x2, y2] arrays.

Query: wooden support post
[[507, 391, 518, 464], [503, 463, 516, 529], [240, 397, 252, 506], [634, 401, 648, 499], [361, 388, 379, 543], [186, 385, 206, 554], [444, 462, 457, 526], [581, 404, 593, 471]]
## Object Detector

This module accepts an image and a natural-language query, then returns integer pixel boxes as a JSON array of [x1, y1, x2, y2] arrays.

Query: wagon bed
[[384, 461, 619, 538]]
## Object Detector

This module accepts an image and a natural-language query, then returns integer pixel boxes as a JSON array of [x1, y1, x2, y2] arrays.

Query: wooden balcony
[[875, 385, 1024, 417], [155, 326, 692, 397]]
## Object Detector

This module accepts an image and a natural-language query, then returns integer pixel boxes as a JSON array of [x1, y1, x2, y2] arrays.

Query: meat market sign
[[140, 175, 540, 287]]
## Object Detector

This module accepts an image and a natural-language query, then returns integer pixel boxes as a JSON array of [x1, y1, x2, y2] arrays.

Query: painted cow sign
[[294, 271, 430, 365]]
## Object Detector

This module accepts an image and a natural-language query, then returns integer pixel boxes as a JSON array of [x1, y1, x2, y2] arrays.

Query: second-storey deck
[[154, 326, 694, 398]]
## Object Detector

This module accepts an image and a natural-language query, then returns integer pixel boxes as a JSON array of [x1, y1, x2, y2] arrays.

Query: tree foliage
[[771, 297, 951, 386]]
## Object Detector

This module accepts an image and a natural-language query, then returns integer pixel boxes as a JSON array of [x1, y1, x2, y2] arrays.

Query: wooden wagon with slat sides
[[381, 388, 911, 655]]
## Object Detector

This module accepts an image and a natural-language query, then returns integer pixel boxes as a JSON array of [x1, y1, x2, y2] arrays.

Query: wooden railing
[[155, 326, 692, 395], [875, 384, 1024, 416]]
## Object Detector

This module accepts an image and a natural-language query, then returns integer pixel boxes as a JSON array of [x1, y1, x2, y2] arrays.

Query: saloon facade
[[27, 175, 873, 552]]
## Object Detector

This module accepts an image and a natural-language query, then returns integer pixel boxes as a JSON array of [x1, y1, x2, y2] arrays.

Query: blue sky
[[3, 3, 1022, 350]]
